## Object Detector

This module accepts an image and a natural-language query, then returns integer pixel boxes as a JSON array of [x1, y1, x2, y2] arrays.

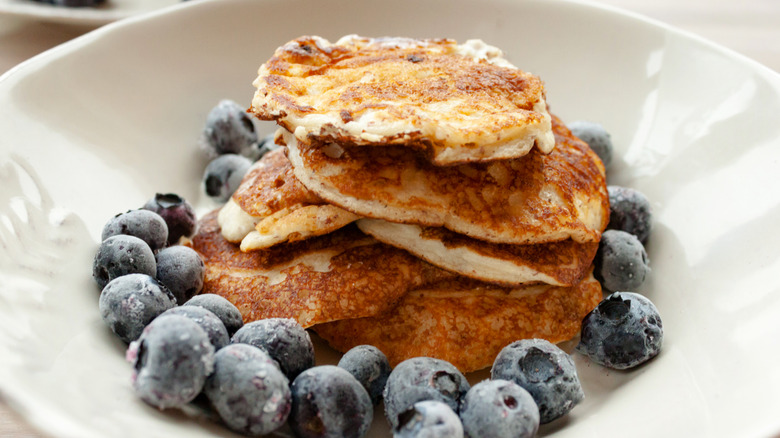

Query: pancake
[[250, 35, 554, 165], [357, 218, 598, 286], [241, 204, 360, 251], [313, 272, 602, 373], [220, 146, 360, 249], [190, 211, 453, 328], [285, 115, 609, 245]]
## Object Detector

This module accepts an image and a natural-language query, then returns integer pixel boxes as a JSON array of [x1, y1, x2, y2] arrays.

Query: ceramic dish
[[0, 0, 181, 25], [1, 0, 780, 436]]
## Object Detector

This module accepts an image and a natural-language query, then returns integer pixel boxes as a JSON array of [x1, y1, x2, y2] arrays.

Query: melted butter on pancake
[[251, 35, 554, 165]]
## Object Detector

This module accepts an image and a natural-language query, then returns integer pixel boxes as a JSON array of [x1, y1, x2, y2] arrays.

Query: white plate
[[0, 0, 182, 25], [2, 0, 780, 437]]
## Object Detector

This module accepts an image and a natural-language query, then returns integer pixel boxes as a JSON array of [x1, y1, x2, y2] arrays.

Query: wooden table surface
[[1, 0, 779, 436]]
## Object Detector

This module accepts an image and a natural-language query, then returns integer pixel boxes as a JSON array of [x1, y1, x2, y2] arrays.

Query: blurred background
[[0, 0, 778, 436]]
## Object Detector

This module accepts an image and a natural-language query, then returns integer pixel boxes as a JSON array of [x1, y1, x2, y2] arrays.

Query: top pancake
[[250, 35, 555, 165], [285, 115, 609, 245]]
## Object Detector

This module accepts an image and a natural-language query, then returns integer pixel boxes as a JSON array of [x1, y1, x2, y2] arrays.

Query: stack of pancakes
[[189, 35, 609, 373]]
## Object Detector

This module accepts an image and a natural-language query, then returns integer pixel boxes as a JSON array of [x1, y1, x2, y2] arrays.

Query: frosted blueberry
[[126, 314, 215, 409], [569, 120, 613, 166], [184, 293, 244, 336], [608, 185, 653, 243], [577, 292, 663, 370], [159, 306, 229, 350], [231, 318, 314, 380], [155, 245, 205, 304], [92, 234, 156, 289], [142, 193, 197, 245], [338, 345, 392, 405], [101, 209, 168, 252], [394, 400, 463, 438], [384, 357, 470, 430], [200, 99, 259, 159], [203, 154, 252, 203], [289, 365, 373, 438], [491, 339, 583, 424], [204, 344, 291, 435], [595, 229, 650, 293], [99, 273, 176, 343], [459, 379, 539, 438]]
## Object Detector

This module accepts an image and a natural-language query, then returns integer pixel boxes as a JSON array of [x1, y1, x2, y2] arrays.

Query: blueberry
[[92, 234, 156, 289], [200, 99, 259, 159], [384, 357, 471, 430], [99, 273, 176, 343], [289, 365, 373, 438], [231, 318, 314, 380], [595, 229, 650, 293], [337, 345, 392, 406], [491, 339, 583, 424], [607, 185, 653, 243], [394, 400, 464, 438], [159, 306, 229, 350], [569, 120, 613, 166], [126, 314, 215, 409], [101, 209, 168, 252], [183, 293, 244, 336], [142, 193, 197, 245], [577, 292, 663, 370], [203, 154, 253, 203], [204, 343, 291, 435], [155, 245, 205, 304], [459, 380, 539, 438]]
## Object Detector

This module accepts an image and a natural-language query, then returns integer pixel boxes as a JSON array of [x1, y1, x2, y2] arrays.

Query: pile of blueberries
[[91, 99, 664, 437]]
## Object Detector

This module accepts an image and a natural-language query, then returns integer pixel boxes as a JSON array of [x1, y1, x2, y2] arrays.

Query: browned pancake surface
[[313, 272, 602, 373], [189, 211, 453, 327], [251, 35, 554, 165], [287, 116, 609, 245]]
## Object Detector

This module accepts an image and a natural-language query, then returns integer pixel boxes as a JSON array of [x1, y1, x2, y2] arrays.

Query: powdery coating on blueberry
[[394, 400, 464, 438], [126, 314, 215, 409], [576, 292, 663, 370], [203, 154, 253, 203], [142, 193, 197, 245], [289, 365, 373, 438], [155, 245, 205, 304], [595, 229, 651, 293], [338, 345, 392, 405], [231, 318, 315, 380], [569, 120, 613, 167], [101, 209, 169, 252], [200, 99, 259, 159], [491, 339, 583, 424], [160, 306, 229, 350], [92, 234, 157, 290], [184, 294, 244, 336], [384, 357, 471, 430], [607, 185, 653, 243], [99, 274, 176, 343], [204, 343, 291, 435], [459, 380, 539, 438]]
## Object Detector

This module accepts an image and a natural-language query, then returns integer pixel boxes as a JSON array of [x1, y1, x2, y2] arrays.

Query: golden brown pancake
[[313, 272, 602, 373], [357, 219, 598, 286], [190, 211, 453, 327], [251, 35, 554, 165], [219, 146, 359, 249], [285, 115, 609, 245]]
